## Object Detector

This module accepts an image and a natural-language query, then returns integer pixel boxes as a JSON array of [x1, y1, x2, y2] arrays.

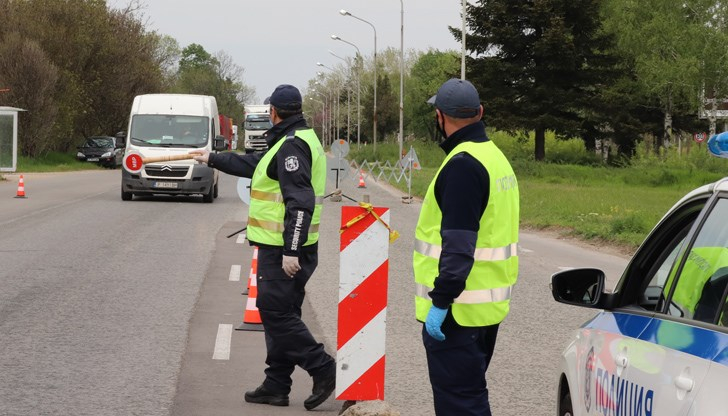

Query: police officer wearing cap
[[414, 79, 519, 415], [190, 84, 336, 411]]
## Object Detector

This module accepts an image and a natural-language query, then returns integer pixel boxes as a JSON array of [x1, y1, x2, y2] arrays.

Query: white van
[[120, 94, 227, 202]]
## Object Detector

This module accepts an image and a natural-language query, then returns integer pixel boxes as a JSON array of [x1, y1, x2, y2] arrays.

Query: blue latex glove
[[425, 306, 448, 341]]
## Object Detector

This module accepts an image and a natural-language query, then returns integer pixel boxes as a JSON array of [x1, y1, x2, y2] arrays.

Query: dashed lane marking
[[229, 265, 241, 282], [236, 233, 246, 244], [212, 324, 233, 360]]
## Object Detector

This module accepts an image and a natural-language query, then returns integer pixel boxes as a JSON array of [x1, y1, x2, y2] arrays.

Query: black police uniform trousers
[[255, 246, 334, 394], [422, 314, 499, 416]]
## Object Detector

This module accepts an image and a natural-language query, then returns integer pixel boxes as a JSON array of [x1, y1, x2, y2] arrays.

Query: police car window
[[640, 232, 688, 312], [667, 198, 728, 325]]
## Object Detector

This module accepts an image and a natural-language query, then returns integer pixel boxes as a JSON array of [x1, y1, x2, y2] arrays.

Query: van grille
[[145, 165, 189, 178]]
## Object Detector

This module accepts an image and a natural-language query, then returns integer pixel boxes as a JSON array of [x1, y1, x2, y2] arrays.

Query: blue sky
[[109, 0, 463, 103]]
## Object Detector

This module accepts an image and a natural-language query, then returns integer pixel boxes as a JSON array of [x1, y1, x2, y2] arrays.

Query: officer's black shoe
[[244, 385, 289, 407], [304, 367, 336, 411]]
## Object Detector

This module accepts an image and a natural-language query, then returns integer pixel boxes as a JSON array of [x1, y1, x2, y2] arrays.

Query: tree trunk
[[662, 95, 673, 149], [534, 128, 546, 161]]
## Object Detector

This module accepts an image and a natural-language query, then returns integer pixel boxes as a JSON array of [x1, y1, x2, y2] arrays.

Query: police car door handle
[[615, 355, 628, 369], [674, 374, 694, 392]]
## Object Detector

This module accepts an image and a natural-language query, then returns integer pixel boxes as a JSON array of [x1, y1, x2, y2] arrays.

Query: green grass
[[0, 152, 102, 180], [346, 131, 728, 252]]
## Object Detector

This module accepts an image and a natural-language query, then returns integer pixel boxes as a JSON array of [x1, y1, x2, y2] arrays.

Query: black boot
[[304, 366, 336, 411], [244, 384, 289, 407]]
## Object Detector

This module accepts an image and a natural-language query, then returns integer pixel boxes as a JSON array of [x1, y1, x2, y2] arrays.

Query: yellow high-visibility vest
[[414, 140, 519, 326], [247, 129, 325, 247]]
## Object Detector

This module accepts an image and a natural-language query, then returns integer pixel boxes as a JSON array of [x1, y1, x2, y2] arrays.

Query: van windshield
[[245, 115, 271, 131], [130, 115, 209, 148]]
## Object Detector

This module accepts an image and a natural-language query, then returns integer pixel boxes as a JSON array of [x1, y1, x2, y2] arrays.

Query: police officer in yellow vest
[[414, 79, 519, 416], [190, 84, 336, 411]]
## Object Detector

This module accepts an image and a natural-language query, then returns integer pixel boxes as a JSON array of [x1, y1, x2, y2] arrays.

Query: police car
[[551, 135, 728, 416]]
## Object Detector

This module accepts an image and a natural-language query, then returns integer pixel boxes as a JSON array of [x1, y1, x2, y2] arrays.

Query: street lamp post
[[310, 90, 328, 145], [315, 73, 330, 146], [308, 97, 325, 139], [331, 35, 362, 149], [399, 0, 405, 160], [317, 63, 340, 145], [461, 0, 467, 80], [340, 9, 377, 153], [329, 50, 352, 145]]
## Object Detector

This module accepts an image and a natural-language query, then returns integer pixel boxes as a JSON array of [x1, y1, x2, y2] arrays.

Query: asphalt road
[[0, 164, 629, 416]]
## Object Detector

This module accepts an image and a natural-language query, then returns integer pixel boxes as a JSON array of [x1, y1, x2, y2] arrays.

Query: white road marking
[[236, 233, 246, 244], [519, 246, 534, 253], [212, 324, 233, 360], [558, 266, 575, 271], [229, 265, 241, 282]]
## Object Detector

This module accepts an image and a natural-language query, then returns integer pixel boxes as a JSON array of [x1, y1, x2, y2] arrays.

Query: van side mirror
[[213, 135, 228, 151], [551, 268, 605, 307], [115, 131, 126, 148]]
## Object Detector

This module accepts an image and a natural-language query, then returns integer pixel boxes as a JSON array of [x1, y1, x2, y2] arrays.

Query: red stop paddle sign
[[124, 152, 143, 173]]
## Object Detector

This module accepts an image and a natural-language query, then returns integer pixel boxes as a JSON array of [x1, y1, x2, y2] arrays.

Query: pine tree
[[460, 0, 620, 160]]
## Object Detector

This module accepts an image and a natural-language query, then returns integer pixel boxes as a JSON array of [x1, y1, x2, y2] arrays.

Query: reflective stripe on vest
[[415, 282, 512, 304], [415, 239, 518, 262], [250, 189, 324, 205], [247, 128, 326, 246], [413, 140, 519, 327]]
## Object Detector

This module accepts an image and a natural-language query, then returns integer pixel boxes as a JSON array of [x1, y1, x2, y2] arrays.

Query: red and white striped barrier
[[336, 205, 390, 400]]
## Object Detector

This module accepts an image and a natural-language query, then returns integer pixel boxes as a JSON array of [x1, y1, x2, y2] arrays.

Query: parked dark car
[[76, 136, 124, 168]]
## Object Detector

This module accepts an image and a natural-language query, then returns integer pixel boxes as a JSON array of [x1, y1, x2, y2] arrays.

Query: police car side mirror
[[551, 268, 605, 307]]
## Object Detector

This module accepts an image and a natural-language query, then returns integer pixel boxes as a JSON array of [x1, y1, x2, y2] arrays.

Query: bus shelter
[[0, 107, 25, 172]]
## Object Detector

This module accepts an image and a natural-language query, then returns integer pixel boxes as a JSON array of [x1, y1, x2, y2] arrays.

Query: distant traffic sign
[[694, 132, 707, 143], [237, 177, 251, 205], [330, 139, 350, 159]]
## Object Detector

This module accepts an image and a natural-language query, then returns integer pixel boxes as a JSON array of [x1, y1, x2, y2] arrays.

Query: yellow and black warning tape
[[334, 191, 399, 243]]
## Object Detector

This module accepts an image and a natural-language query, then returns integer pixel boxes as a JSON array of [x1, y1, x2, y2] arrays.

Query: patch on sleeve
[[284, 155, 299, 172]]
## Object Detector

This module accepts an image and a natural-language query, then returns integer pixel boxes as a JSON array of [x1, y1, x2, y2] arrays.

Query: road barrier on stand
[[347, 146, 421, 203], [336, 202, 397, 401]]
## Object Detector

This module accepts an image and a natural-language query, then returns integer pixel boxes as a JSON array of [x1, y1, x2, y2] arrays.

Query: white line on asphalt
[[229, 265, 241, 282], [236, 233, 246, 244], [519, 247, 534, 253], [558, 266, 575, 271], [212, 324, 233, 360]]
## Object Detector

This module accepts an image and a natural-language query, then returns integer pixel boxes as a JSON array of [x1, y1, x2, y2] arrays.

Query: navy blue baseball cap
[[427, 78, 480, 118], [269, 84, 302, 111]]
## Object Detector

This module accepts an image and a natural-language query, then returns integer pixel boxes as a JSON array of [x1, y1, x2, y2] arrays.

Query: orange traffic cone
[[236, 246, 264, 331], [241, 245, 258, 296], [14, 175, 27, 198], [357, 171, 366, 188]]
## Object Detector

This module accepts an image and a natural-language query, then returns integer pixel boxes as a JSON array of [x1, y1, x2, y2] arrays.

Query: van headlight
[[101, 152, 112, 158], [77, 152, 85, 158]]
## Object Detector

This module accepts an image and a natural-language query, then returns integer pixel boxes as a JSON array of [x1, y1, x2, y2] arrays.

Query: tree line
[[2, 1, 727, 162], [306, 0, 728, 161], [0, 0, 253, 158]]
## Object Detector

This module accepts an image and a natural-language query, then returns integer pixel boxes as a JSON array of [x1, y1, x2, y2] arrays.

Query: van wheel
[[203, 185, 214, 203], [559, 391, 573, 416], [121, 189, 133, 201], [213, 182, 219, 198]]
